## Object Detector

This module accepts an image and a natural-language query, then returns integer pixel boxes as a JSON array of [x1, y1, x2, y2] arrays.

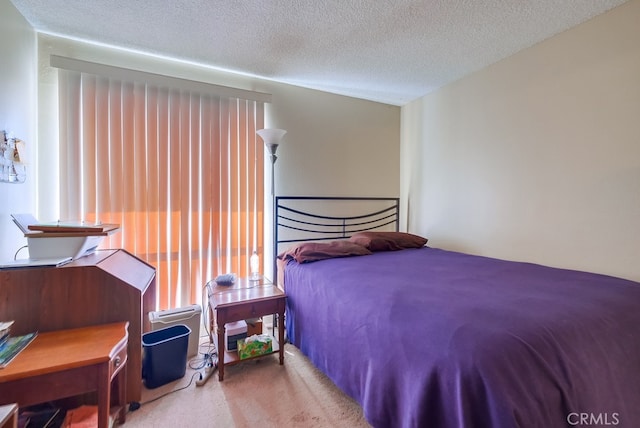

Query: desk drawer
[[110, 341, 128, 380]]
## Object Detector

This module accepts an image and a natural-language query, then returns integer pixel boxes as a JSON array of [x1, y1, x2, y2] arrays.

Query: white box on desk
[[27, 235, 105, 260]]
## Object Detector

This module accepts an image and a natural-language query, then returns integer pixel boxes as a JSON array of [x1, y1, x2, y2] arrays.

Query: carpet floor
[[123, 338, 370, 428]]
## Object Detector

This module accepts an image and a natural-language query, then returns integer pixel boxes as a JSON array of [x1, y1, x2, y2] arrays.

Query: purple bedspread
[[284, 247, 640, 428]]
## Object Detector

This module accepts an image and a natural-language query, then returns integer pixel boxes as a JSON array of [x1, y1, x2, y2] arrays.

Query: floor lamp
[[256, 128, 287, 282]]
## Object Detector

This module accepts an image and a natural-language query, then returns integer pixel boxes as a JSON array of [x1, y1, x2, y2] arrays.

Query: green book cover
[[0, 331, 37, 368]]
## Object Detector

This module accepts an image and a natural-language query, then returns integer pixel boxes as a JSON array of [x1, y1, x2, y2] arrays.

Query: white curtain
[[58, 68, 265, 309]]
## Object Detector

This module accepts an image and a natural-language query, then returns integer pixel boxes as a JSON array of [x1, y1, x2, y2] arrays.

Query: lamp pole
[[266, 143, 278, 197], [256, 129, 287, 283]]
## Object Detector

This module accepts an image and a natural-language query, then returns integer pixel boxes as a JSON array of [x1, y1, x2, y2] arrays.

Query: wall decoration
[[1, 130, 26, 183]]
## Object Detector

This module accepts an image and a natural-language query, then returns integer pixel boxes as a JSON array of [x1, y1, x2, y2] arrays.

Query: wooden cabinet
[[0, 249, 156, 404]]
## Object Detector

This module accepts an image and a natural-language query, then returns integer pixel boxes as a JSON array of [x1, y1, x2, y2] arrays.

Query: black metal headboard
[[273, 196, 400, 283]]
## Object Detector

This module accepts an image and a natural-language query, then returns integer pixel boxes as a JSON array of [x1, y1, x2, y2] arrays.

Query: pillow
[[349, 231, 428, 252], [278, 240, 372, 264]]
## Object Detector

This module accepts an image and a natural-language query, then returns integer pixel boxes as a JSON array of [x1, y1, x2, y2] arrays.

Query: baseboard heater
[[149, 304, 202, 358]]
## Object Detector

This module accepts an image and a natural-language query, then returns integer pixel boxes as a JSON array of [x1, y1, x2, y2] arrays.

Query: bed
[[275, 197, 640, 428]]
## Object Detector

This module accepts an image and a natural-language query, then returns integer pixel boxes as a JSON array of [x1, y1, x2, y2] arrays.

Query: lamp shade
[[257, 129, 286, 146]]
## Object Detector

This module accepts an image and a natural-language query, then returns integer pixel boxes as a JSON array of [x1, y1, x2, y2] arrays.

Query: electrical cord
[[195, 353, 218, 386], [202, 280, 213, 339], [128, 346, 219, 413], [194, 340, 218, 386], [194, 279, 222, 386], [129, 371, 202, 410], [190, 343, 217, 371], [14, 245, 28, 260]]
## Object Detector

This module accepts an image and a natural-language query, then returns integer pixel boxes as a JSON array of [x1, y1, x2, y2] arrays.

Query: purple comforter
[[284, 247, 640, 428]]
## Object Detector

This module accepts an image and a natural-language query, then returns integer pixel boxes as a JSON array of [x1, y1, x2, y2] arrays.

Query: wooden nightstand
[[208, 277, 286, 381]]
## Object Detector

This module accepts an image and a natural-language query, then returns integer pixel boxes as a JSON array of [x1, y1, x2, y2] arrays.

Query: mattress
[[284, 247, 640, 427]]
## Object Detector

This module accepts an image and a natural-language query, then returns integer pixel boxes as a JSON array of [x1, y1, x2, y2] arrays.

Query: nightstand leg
[[278, 310, 285, 365], [217, 325, 225, 381]]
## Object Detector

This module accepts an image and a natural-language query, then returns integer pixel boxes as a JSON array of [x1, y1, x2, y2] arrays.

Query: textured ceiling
[[10, 0, 629, 106]]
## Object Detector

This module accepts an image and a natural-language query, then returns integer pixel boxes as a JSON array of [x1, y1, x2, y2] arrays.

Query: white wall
[[266, 82, 399, 197], [401, 0, 640, 281], [0, 0, 36, 261]]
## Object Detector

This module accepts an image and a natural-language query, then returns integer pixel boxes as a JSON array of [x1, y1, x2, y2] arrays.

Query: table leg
[[116, 364, 127, 423], [217, 324, 225, 381], [97, 364, 110, 428]]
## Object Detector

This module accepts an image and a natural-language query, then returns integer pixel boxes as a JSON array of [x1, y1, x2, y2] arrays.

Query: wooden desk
[[0, 322, 129, 428], [208, 278, 286, 381], [0, 249, 156, 403]]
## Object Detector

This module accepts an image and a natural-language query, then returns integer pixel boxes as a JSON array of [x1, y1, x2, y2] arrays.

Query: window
[[57, 62, 267, 309]]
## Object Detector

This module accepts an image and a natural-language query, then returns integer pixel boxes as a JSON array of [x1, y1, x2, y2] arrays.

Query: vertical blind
[[58, 68, 265, 310]]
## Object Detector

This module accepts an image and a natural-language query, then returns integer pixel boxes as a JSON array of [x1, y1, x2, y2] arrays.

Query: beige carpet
[[123, 339, 371, 428]]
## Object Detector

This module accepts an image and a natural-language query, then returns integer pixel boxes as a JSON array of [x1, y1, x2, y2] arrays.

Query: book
[[0, 321, 13, 346], [27, 221, 119, 234], [0, 331, 37, 368], [0, 320, 14, 332], [10, 213, 39, 234]]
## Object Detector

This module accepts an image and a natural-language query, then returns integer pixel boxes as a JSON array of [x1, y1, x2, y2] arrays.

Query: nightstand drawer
[[222, 298, 282, 321]]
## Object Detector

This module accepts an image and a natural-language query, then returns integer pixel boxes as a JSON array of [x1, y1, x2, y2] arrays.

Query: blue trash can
[[142, 324, 191, 389]]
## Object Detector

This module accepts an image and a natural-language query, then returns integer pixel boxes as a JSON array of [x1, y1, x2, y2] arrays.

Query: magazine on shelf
[[0, 320, 13, 333], [0, 331, 38, 368], [0, 321, 14, 346]]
